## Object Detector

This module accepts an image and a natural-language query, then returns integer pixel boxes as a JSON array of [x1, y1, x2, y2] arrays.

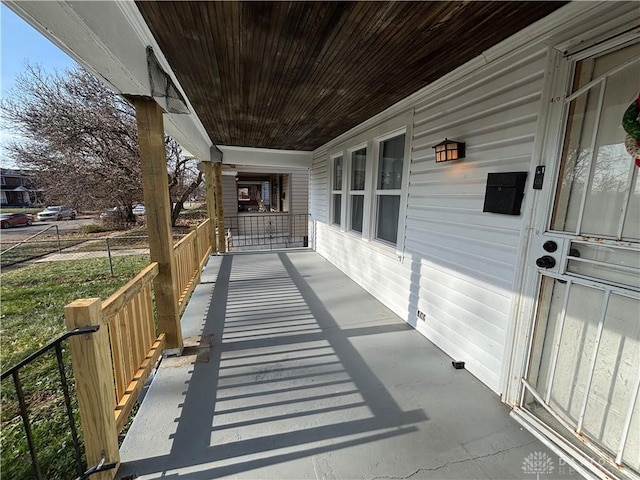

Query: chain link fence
[[0, 233, 186, 274]]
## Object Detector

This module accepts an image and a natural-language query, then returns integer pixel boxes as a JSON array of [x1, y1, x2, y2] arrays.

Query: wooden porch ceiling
[[136, 1, 567, 151]]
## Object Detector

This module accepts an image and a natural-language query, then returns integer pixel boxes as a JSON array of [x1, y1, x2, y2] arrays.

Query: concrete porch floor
[[117, 251, 577, 480]]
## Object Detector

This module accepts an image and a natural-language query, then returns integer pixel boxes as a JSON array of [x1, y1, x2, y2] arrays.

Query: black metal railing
[[224, 213, 309, 251], [1, 326, 99, 479]]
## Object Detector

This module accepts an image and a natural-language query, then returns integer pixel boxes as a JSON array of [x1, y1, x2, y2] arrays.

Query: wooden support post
[[64, 298, 119, 480], [204, 161, 217, 252], [213, 162, 226, 253], [133, 99, 182, 352]]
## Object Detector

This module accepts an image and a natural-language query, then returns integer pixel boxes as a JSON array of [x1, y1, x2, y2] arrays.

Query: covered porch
[[5, 2, 639, 479], [117, 251, 573, 479]]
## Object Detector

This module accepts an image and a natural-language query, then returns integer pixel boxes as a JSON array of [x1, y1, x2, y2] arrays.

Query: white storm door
[[520, 40, 640, 479]]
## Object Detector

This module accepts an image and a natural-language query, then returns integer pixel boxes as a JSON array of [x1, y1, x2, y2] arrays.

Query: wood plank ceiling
[[136, 1, 567, 151]]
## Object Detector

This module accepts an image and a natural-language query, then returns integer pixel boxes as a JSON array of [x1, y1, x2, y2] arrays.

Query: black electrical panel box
[[482, 172, 528, 215]]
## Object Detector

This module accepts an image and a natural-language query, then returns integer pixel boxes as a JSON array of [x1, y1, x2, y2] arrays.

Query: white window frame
[[323, 111, 412, 254], [371, 128, 410, 249], [330, 154, 344, 228]]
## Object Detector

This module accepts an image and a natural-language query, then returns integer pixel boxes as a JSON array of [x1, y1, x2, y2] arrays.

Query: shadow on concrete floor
[[118, 251, 577, 480]]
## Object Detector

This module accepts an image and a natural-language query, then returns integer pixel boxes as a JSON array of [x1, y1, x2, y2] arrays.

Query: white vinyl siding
[[289, 170, 309, 215], [222, 175, 238, 218], [310, 41, 549, 393], [310, 153, 328, 224], [281, 174, 290, 212], [406, 45, 548, 391], [315, 222, 412, 317]]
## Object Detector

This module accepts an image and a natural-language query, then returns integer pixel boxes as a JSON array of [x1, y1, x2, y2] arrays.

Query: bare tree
[[166, 137, 204, 226], [2, 65, 141, 213], [1, 64, 202, 225]]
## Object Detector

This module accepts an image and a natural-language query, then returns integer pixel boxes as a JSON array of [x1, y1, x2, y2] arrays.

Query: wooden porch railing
[[196, 218, 212, 269], [101, 263, 165, 432], [64, 263, 164, 479], [61, 219, 213, 479], [173, 218, 212, 313]]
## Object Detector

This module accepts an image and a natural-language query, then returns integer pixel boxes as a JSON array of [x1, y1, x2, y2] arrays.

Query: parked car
[[100, 206, 124, 220], [36, 205, 77, 221], [0, 213, 34, 228], [100, 204, 145, 220]]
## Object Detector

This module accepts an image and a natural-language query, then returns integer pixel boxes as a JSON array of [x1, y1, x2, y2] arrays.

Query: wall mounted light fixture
[[433, 138, 465, 163]]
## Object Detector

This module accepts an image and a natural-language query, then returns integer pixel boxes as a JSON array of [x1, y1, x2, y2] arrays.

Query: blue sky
[[1, 3, 76, 96], [1, 4, 76, 165]]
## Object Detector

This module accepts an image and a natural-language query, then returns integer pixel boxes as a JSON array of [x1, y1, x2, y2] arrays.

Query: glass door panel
[[581, 294, 640, 470], [551, 42, 640, 240], [567, 241, 640, 290], [526, 278, 640, 472]]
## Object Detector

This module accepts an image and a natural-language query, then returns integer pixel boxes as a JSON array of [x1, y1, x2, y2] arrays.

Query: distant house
[[0, 168, 42, 207]]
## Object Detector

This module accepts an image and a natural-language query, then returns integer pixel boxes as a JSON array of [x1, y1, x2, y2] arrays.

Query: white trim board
[[218, 146, 313, 169]]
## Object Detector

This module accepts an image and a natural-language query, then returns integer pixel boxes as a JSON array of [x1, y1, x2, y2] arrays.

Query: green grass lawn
[[0, 207, 42, 215], [1, 255, 151, 480]]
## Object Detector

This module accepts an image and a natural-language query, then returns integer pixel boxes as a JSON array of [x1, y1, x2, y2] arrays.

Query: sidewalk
[[34, 248, 149, 262]]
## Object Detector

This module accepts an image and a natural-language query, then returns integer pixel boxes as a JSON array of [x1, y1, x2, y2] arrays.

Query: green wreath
[[623, 98, 640, 140]]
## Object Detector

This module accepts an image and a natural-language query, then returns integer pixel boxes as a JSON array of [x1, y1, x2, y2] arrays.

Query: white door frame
[[501, 43, 571, 405]]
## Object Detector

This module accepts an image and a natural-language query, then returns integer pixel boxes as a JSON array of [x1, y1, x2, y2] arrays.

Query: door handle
[[536, 255, 556, 269]]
